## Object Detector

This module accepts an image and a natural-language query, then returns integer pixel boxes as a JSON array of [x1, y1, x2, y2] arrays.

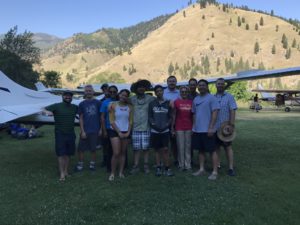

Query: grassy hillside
[[85, 3, 300, 87]]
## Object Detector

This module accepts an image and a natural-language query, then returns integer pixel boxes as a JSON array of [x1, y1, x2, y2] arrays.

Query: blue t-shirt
[[192, 94, 220, 133], [100, 98, 117, 129], [78, 99, 101, 134], [163, 88, 180, 101]]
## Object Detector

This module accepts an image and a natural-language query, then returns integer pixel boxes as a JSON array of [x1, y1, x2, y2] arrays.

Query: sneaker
[[129, 165, 140, 175], [144, 164, 150, 174], [89, 162, 96, 171], [208, 173, 217, 180], [74, 162, 83, 172], [164, 168, 174, 177], [192, 170, 206, 176], [228, 169, 236, 176], [155, 167, 162, 177], [108, 174, 114, 181]]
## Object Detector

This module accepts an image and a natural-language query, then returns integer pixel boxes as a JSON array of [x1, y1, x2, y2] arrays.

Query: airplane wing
[[35, 81, 103, 96], [175, 66, 300, 87], [251, 89, 300, 94], [0, 71, 62, 124]]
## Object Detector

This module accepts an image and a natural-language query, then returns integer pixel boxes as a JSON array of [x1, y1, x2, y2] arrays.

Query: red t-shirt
[[174, 99, 193, 131]]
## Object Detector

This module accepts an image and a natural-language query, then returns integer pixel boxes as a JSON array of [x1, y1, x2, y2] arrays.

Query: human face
[[84, 86, 94, 99], [62, 94, 72, 104], [155, 87, 164, 99], [180, 87, 188, 99], [109, 88, 118, 99], [216, 79, 225, 93], [167, 77, 177, 90], [189, 80, 197, 93], [136, 86, 146, 96], [198, 81, 208, 95], [119, 91, 129, 103]]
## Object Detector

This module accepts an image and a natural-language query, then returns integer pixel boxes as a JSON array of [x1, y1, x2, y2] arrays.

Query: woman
[[108, 89, 133, 181], [172, 86, 193, 171]]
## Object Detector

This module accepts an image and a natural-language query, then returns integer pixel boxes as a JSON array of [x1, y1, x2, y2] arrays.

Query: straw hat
[[217, 121, 236, 142]]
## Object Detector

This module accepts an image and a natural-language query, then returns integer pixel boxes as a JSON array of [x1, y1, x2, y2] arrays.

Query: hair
[[108, 85, 118, 92], [216, 77, 225, 82], [154, 84, 164, 92], [119, 89, 130, 96], [188, 78, 197, 84], [198, 79, 208, 86], [84, 84, 94, 90], [179, 86, 189, 92], [167, 75, 177, 82]]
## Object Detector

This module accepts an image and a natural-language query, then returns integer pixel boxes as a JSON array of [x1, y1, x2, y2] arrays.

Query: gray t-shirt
[[192, 94, 220, 133], [130, 94, 155, 131], [78, 99, 101, 134]]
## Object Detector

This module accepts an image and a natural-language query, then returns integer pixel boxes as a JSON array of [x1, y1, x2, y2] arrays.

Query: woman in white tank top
[[108, 89, 133, 181]]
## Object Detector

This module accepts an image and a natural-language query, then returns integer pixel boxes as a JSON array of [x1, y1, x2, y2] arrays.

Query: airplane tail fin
[[257, 84, 274, 99], [35, 81, 47, 91]]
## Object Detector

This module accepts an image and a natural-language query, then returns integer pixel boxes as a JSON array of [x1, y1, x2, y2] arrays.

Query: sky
[[1, 0, 299, 38]]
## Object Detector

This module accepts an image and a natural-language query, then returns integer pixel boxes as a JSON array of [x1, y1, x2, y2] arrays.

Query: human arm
[[208, 109, 219, 137]]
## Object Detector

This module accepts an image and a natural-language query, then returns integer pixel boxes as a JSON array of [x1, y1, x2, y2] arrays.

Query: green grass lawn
[[0, 110, 299, 225]]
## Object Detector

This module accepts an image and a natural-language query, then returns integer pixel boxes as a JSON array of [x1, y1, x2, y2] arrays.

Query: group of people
[[43, 75, 237, 181]]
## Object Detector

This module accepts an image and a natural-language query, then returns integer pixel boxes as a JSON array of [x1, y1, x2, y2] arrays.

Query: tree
[[245, 24, 250, 30], [210, 44, 214, 51], [0, 49, 39, 89], [66, 73, 74, 82], [237, 16, 242, 27], [272, 44, 276, 54], [276, 25, 279, 32], [42, 71, 61, 88], [229, 18, 232, 25], [271, 9, 274, 16], [259, 17, 264, 26], [202, 15, 205, 19], [0, 26, 40, 64], [230, 50, 234, 57], [254, 41, 260, 54], [168, 62, 175, 75], [241, 17, 245, 23], [183, 10, 186, 17], [255, 23, 259, 30], [285, 48, 291, 59], [227, 81, 251, 101], [292, 38, 297, 48], [211, 32, 215, 38]]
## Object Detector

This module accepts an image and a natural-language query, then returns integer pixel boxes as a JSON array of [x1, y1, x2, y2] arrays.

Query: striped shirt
[[214, 92, 237, 129], [46, 102, 78, 133]]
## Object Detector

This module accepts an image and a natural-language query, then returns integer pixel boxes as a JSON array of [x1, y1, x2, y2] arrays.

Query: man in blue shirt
[[75, 85, 101, 172], [192, 79, 220, 180], [215, 78, 237, 176]]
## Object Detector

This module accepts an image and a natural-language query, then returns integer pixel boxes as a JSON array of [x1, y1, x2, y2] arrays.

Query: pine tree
[[255, 23, 259, 30], [276, 25, 279, 32], [259, 17, 264, 26], [285, 48, 291, 59], [191, 57, 195, 67], [272, 44, 276, 54], [183, 10, 186, 17], [237, 16, 241, 27], [210, 44, 214, 51], [271, 10, 274, 16], [229, 18, 232, 25], [246, 24, 250, 30], [292, 38, 297, 48], [281, 34, 287, 43], [202, 15, 205, 19], [211, 32, 215, 38], [230, 50, 234, 57], [241, 17, 245, 23], [168, 62, 175, 75], [254, 41, 260, 54]]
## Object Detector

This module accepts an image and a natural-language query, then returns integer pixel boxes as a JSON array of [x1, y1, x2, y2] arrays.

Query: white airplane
[[1, 66, 300, 124]]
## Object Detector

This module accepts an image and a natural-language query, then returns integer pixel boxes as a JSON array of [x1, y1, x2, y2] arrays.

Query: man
[[100, 83, 110, 167], [75, 85, 102, 172], [100, 85, 119, 172], [149, 85, 174, 176], [215, 78, 237, 176], [192, 79, 220, 180], [188, 78, 198, 164], [43, 91, 78, 181], [163, 75, 180, 166], [129, 80, 155, 174]]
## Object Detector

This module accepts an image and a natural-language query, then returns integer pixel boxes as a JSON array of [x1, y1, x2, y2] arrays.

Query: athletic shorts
[[151, 132, 169, 150], [216, 136, 232, 148], [132, 130, 150, 150], [77, 133, 99, 152], [55, 131, 76, 156], [192, 132, 216, 153], [107, 129, 130, 139]]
